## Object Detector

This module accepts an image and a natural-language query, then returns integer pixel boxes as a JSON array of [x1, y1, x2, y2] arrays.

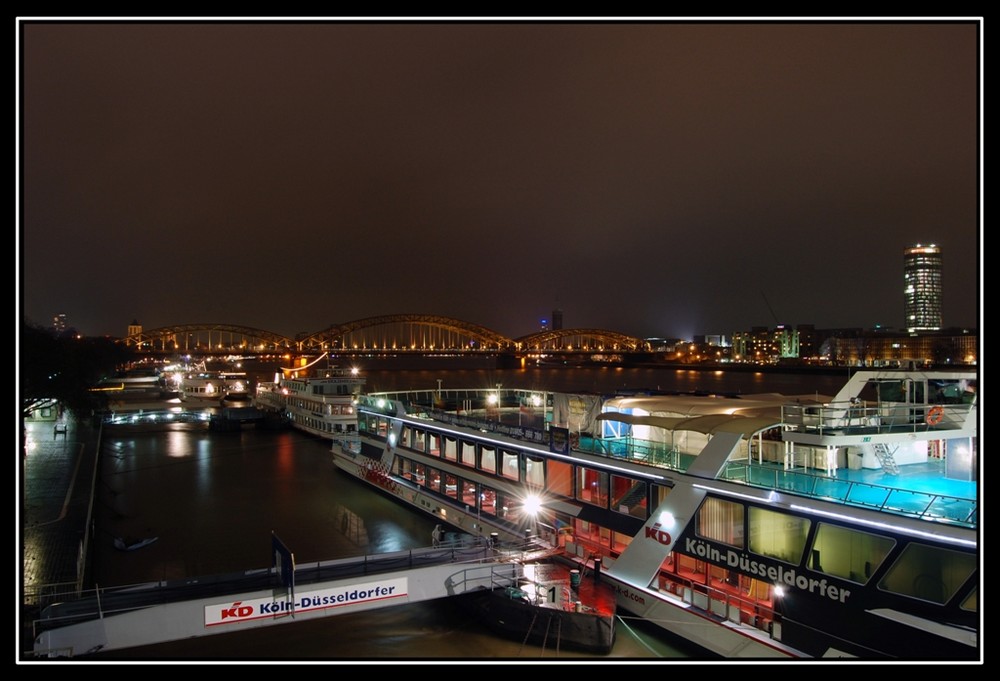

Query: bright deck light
[[522, 494, 542, 516]]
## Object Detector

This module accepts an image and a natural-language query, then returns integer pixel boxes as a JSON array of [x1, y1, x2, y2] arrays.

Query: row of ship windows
[[695, 496, 977, 609], [365, 417, 657, 509], [391, 452, 653, 521], [292, 414, 358, 433], [288, 398, 356, 415]]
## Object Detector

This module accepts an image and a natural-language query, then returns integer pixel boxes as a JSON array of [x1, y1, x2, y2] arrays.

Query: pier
[[30, 538, 548, 658]]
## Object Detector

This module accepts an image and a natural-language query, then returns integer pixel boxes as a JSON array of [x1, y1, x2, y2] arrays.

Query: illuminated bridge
[[119, 315, 653, 358]]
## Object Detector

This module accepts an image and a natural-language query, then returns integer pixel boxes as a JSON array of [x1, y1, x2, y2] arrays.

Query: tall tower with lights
[[903, 244, 942, 333]]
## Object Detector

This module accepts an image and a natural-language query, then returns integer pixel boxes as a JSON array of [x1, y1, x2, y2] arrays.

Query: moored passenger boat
[[253, 354, 365, 450], [332, 369, 979, 660], [179, 364, 249, 406]]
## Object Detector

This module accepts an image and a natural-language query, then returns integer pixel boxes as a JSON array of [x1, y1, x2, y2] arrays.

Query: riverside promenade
[[20, 414, 102, 659]]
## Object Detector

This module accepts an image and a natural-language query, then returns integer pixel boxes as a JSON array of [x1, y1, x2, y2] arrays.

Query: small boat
[[179, 361, 250, 406], [460, 560, 617, 654], [253, 355, 365, 448], [114, 536, 159, 552]]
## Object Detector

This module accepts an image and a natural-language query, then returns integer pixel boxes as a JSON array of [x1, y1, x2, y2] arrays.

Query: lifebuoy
[[926, 405, 945, 425]]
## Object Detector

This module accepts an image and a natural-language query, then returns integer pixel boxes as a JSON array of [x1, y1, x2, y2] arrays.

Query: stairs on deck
[[870, 442, 900, 475]]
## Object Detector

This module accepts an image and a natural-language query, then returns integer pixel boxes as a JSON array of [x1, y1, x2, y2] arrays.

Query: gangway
[[30, 538, 548, 658]]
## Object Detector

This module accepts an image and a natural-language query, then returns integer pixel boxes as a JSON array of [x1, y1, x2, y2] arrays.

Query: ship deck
[[575, 435, 977, 528], [726, 458, 977, 527]]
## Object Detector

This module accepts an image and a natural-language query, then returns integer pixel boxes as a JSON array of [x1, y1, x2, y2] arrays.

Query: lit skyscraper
[[903, 244, 942, 333]]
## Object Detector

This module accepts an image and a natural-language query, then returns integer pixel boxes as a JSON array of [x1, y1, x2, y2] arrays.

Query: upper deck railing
[[781, 400, 977, 440]]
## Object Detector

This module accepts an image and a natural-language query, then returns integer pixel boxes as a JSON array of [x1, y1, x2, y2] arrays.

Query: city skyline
[[18, 19, 982, 340]]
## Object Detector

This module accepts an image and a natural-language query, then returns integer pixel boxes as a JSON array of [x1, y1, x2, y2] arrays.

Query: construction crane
[[760, 290, 781, 326]]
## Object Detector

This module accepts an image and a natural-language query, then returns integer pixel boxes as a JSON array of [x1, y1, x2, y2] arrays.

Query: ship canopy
[[595, 412, 782, 439]]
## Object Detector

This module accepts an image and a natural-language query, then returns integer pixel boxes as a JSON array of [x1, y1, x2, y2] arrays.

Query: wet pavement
[[21, 417, 100, 592], [20, 414, 102, 656]]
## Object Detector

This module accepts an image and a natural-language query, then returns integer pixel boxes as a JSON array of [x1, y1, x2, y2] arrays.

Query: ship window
[[929, 379, 975, 405], [960, 586, 977, 613], [695, 497, 744, 549], [525, 455, 545, 488], [412, 463, 426, 486], [878, 543, 977, 605], [575, 467, 609, 508], [444, 473, 458, 499], [809, 523, 895, 583], [748, 507, 809, 565], [611, 475, 647, 519], [461, 441, 476, 467], [396, 457, 410, 480], [461, 480, 477, 507], [360, 413, 378, 435], [480, 446, 496, 474], [495, 489, 514, 519], [429, 434, 442, 456], [612, 530, 633, 554], [412, 430, 426, 452], [443, 437, 458, 461], [500, 449, 519, 481], [400, 427, 411, 448], [425, 467, 442, 493], [652, 484, 672, 509], [546, 458, 572, 498], [480, 487, 497, 516]]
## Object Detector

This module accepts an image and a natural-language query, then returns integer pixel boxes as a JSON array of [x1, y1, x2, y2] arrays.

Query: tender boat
[[332, 368, 979, 660], [460, 558, 617, 654]]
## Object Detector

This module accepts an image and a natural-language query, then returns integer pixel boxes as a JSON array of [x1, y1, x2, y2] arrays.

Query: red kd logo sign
[[220, 601, 254, 619], [644, 523, 672, 546]]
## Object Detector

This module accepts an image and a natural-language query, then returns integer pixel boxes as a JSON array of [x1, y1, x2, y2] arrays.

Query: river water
[[86, 364, 849, 663]]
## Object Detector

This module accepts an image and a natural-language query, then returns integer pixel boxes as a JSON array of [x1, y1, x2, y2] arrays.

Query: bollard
[[570, 569, 581, 589]]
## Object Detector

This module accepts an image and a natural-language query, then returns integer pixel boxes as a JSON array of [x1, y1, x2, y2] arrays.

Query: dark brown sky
[[18, 19, 982, 339]]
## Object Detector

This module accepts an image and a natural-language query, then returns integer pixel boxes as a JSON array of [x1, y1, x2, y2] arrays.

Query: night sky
[[18, 19, 982, 341]]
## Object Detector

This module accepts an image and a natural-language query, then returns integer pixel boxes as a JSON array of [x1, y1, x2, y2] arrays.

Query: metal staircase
[[870, 442, 900, 475]]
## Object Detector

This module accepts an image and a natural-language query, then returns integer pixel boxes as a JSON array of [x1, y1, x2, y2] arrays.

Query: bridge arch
[[516, 329, 651, 352], [122, 324, 294, 352], [300, 314, 516, 352], [117, 319, 652, 357]]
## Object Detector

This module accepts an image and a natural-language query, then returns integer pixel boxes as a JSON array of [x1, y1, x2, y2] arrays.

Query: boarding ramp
[[30, 538, 545, 658]]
